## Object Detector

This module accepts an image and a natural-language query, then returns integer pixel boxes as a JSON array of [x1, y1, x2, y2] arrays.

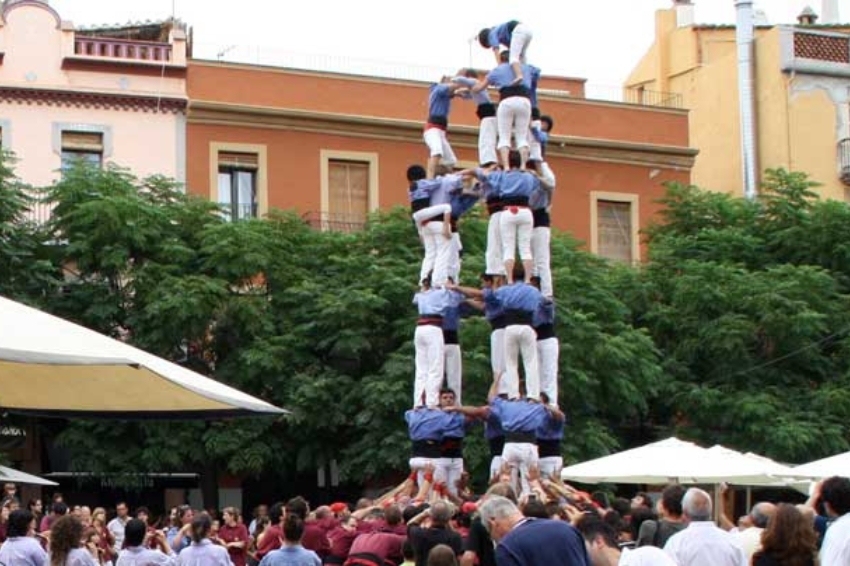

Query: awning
[[0, 466, 57, 486], [0, 295, 286, 419]]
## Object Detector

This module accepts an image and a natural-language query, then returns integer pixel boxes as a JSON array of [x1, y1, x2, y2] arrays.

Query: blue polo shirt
[[452, 76, 492, 106], [484, 170, 539, 200], [413, 288, 453, 317], [487, 21, 518, 49], [405, 408, 447, 441], [485, 283, 543, 314], [537, 413, 565, 442], [489, 397, 547, 433], [428, 84, 453, 120], [529, 65, 542, 108], [486, 63, 533, 90], [533, 298, 555, 328]]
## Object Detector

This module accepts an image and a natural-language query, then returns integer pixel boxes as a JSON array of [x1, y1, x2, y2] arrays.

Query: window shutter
[[597, 200, 633, 263], [218, 152, 258, 170], [61, 131, 103, 151]]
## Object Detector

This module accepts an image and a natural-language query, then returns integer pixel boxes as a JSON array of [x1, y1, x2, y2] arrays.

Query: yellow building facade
[[627, 5, 850, 200]]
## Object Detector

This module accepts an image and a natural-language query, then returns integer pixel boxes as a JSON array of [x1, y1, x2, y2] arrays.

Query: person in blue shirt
[[412, 276, 454, 408], [436, 388, 471, 497], [528, 161, 556, 298], [408, 165, 451, 285], [483, 264, 543, 401], [477, 20, 534, 84], [467, 151, 541, 283], [536, 392, 565, 480], [531, 277, 559, 405], [405, 406, 448, 488], [441, 285, 470, 401], [424, 77, 467, 179], [472, 52, 535, 171], [453, 69, 498, 167], [445, 183, 482, 284]]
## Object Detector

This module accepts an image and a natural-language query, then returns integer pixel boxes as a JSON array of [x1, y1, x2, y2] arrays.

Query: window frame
[[319, 150, 379, 231], [590, 191, 640, 264], [209, 142, 268, 219]]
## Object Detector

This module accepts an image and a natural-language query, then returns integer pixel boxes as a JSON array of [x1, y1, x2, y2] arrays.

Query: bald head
[[682, 488, 712, 522], [750, 502, 775, 529]]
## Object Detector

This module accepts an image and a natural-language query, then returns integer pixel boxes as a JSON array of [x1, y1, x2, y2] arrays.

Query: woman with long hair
[[219, 506, 249, 566], [49, 515, 97, 566], [752, 503, 818, 566], [176, 513, 231, 565], [91, 507, 114, 563], [255, 514, 320, 566]]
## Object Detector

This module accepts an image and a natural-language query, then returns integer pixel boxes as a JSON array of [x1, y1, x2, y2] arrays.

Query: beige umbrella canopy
[[0, 295, 286, 419], [0, 465, 57, 486]]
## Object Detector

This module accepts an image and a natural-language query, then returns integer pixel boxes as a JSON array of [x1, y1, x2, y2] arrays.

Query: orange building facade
[[186, 61, 697, 262]]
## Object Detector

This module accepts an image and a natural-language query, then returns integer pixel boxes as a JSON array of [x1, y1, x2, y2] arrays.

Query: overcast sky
[[49, 0, 849, 89]]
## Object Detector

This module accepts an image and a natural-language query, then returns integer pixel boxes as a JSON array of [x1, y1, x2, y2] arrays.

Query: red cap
[[461, 502, 477, 514], [330, 502, 348, 514]]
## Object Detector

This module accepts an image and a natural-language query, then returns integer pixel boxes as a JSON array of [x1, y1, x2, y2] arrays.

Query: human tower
[[403, 19, 566, 501]]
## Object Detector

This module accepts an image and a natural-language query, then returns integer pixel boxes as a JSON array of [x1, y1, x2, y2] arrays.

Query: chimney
[[822, 0, 840, 24], [674, 0, 695, 27], [798, 6, 819, 25], [735, 0, 758, 200]]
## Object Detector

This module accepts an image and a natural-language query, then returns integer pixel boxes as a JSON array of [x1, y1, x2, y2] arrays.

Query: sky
[[48, 0, 850, 90]]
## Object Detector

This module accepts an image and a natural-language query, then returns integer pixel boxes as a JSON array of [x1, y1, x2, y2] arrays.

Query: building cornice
[[0, 86, 187, 113], [188, 100, 698, 170]]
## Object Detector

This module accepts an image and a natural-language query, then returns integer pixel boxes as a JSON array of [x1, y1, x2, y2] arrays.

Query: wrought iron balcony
[[301, 211, 366, 233], [840, 138, 850, 186]]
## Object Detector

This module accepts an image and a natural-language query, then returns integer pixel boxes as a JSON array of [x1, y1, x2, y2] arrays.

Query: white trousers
[[537, 336, 559, 405], [486, 211, 505, 275], [409, 456, 435, 487], [497, 96, 532, 150], [504, 324, 539, 399], [538, 456, 563, 481], [531, 226, 552, 297], [490, 455, 504, 482], [436, 457, 464, 496], [413, 204, 451, 225], [500, 206, 533, 263], [444, 343, 462, 404], [447, 232, 462, 284], [529, 119, 543, 162], [414, 325, 444, 407], [503, 442, 539, 497], [490, 328, 507, 393], [509, 23, 533, 65], [423, 127, 457, 166], [418, 221, 452, 286], [479, 116, 498, 165]]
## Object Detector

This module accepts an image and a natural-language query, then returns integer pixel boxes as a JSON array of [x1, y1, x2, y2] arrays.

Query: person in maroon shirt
[[255, 502, 285, 560], [287, 497, 335, 560], [326, 515, 359, 565], [218, 506, 250, 566]]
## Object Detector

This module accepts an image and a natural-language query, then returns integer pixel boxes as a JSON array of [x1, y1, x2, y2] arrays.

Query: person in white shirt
[[115, 518, 176, 566], [176, 514, 232, 566], [577, 514, 677, 566], [48, 515, 98, 566], [663, 487, 747, 566], [107, 502, 130, 555], [819, 476, 850, 566], [0, 509, 47, 566], [733, 502, 774, 564]]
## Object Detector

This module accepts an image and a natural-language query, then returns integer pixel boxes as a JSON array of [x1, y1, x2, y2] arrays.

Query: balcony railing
[[74, 37, 173, 62], [302, 211, 366, 233], [585, 85, 684, 109], [840, 138, 850, 186], [218, 202, 257, 222]]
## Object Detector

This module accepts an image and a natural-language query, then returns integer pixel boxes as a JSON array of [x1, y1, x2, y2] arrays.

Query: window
[[319, 150, 379, 233], [217, 151, 258, 221], [61, 131, 103, 172], [591, 192, 640, 264]]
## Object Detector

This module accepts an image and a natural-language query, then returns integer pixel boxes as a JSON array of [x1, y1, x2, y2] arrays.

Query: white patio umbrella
[[560, 437, 806, 485], [0, 465, 57, 486], [792, 451, 850, 479], [0, 295, 286, 418]]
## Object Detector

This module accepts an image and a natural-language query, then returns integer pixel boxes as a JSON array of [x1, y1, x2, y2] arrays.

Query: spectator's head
[[821, 476, 850, 518], [124, 518, 147, 547], [269, 502, 285, 525], [135, 506, 150, 525], [759, 503, 817, 560], [430, 501, 452, 528], [576, 514, 619, 566], [2, 483, 16, 499], [355, 498, 373, 510], [190, 513, 212, 543], [659, 484, 685, 519], [223, 506, 240, 526], [178, 505, 194, 526], [485, 482, 517, 504], [477, 28, 492, 49], [115, 501, 129, 519], [477, 496, 522, 543], [591, 491, 610, 510], [750, 502, 776, 529], [7, 509, 34, 538], [611, 498, 631, 518], [384, 506, 403, 527], [520, 498, 548, 519], [682, 488, 712, 522], [631, 492, 652, 510], [50, 515, 84, 564], [402, 540, 415, 562], [27, 498, 42, 516], [52, 501, 68, 517], [426, 543, 459, 566], [629, 506, 658, 541], [255, 504, 269, 519], [283, 514, 304, 544], [286, 497, 309, 521]]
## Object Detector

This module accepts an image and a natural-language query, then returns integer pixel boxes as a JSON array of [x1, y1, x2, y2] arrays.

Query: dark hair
[[283, 514, 304, 543], [477, 28, 491, 48], [190, 514, 211, 543], [286, 497, 309, 521], [485, 482, 517, 503], [629, 506, 657, 541], [576, 514, 618, 549], [661, 484, 685, 517], [407, 165, 427, 182], [439, 388, 456, 397], [754, 504, 817, 566], [426, 543, 459, 566], [633, 492, 651, 508], [384, 506, 402, 526], [124, 518, 147, 547], [269, 502, 285, 525], [402, 540, 415, 560], [511, 263, 525, 284], [611, 498, 631, 517], [540, 115, 554, 133], [403, 503, 429, 524], [539, 391, 550, 405], [499, 50, 509, 63], [49, 515, 84, 566], [27, 499, 41, 513], [591, 491, 610, 509], [821, 476, 850, 516], [463, 68, 478, 79], [52, 501, 68, 516], [7, 509, 33, 537], [507, 150, 521, 169], [521, 499, 548, 519]]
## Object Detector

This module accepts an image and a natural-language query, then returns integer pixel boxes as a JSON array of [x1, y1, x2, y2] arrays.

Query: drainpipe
[[735, 0, 758, 200]]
